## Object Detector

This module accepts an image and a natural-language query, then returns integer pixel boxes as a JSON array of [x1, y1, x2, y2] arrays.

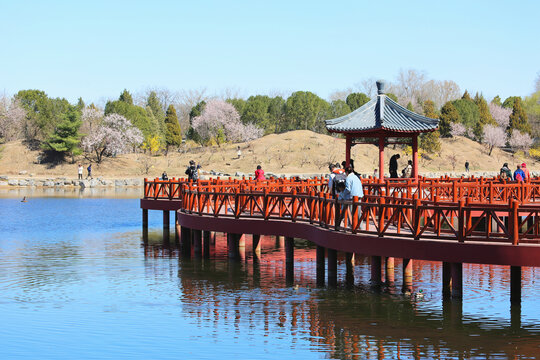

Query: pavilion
[[325, 81, 439, 180]]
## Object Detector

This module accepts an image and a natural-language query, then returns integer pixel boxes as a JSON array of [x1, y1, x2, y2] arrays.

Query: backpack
[[332, 173, 347, 194]]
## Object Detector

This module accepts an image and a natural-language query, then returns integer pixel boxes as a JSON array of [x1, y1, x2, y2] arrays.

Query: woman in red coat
[[255, 165, 265, 181]]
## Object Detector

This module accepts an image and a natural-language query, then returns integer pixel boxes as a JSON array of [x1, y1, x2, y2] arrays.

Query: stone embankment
[[0, 174, 143, 188]]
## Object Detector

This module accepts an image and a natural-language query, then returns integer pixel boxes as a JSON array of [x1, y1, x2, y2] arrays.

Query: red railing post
[[378, 196, 385, 237], [352, 196, 359, 233], [458, 199, 465, 242], [511, 200, 519, 245]]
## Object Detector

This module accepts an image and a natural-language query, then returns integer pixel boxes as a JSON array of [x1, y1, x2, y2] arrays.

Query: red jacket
[[255, 169, 265, 181]]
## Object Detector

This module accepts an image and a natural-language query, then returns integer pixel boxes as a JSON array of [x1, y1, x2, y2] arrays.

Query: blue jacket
[[514, 168, 525, 181]]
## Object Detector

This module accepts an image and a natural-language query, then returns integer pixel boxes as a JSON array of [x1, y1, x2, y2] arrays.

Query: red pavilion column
[[378, 136, 385, 181], [412, 134, 418, 179], [345, 135, 352, 167]]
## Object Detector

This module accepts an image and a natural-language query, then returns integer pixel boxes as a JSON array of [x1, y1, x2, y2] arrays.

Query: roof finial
[[376, 80, 385, 95]]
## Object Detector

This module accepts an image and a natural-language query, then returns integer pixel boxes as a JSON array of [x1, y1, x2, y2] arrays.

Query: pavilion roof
[[325, 82, 439, 134]]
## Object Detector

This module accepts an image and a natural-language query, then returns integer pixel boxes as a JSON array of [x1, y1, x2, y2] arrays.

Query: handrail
[[174, 182, 540, 246]]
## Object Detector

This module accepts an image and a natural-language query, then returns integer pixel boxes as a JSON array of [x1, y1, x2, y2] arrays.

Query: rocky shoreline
[[0, 175, 143, 188], [2, 169, 534, 189]]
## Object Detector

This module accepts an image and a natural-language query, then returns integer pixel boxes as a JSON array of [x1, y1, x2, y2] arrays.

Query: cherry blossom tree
[[482, 125, 507, 155], [0, 96, 26, 141], [450, 122, 466, 137], [81, 113, 143, 163], [508, 130, 533, 152], [488, 102, 511, 128], [81, 107, 104, 135], [192, 99, 263, 144]]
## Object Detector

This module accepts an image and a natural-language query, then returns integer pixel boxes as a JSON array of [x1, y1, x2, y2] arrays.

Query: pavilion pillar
[[378, 136, 385, 181], [345, 135, 352, 167], [412, 134, 419, 179]]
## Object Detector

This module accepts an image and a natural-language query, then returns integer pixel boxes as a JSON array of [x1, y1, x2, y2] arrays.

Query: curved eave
[[325, 95, 439, 133]]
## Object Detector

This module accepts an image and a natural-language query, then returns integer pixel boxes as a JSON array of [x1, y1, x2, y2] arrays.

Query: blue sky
[[1, 0, 538, 104]]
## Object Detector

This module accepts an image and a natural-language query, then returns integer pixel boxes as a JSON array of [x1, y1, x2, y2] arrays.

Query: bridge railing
[[179, 183, 540, 246]]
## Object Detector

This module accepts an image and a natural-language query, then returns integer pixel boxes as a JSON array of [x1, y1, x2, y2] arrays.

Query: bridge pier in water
[[285, 237, 294, 286], [142, 209, 148, 243], [316, 246, 325, 287], [163, 211, 170, 242]]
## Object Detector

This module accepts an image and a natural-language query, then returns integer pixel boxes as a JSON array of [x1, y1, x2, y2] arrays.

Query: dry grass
[[0, 130, 537, 179]]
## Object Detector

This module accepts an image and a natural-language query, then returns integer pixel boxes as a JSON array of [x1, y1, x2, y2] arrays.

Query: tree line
[[1, 69, 539, 165]]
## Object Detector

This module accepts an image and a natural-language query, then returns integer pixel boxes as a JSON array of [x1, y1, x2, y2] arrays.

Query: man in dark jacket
[[185, 160, 200, 181], [389, 154, 400, 178]]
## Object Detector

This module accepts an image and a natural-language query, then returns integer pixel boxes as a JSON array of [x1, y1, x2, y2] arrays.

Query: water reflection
[[146, 235, 540, 359]]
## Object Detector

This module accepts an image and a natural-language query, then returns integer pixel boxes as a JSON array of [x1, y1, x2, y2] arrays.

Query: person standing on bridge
[[185, 160, 200, 182], [255, 165, 265, 181], [522, 163, 530, 182], [337, 166, 364, 229], [389, 154, 400, 178], [514, 164, 525, 182]]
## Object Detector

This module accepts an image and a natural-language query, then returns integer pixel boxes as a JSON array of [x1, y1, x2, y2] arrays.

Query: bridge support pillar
[[227, 233, 243, 260], [252, 234, 261, 257], [451, 262, 463, 300], [442, 261, 452, 300], [316, 246, 325, 287], [285, 237, 294, 286], [181, 227, 191, 256], [510, 266, 522, 304], [402, 258, 413, 293], [385, 257, 395, 284], [275, 235, 284, 248], [371, 256, 382, 286], [163, 211, 170, 242], [203, 231, 210, 258], [142, 209, 148, 242], [327, 248, 337, 288], [193, 229, 202, 258]]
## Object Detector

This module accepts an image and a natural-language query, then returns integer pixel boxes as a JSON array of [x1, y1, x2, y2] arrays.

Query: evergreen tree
[[423, 100, 438, 119], [473, 93, 495, 140], [227, 98, 247, 117], [345, 93, 370, 111], [491, 95, 502, 106], [119, 89, 133, 105], [329, 100, 351, 118], [452, 98, 479, 131], [164, 105, 182, 153], [76, 97, 85, 112], [439, 101, 459, 137], [269, 96, 286, 133], [284, 91, 330, 133], [105, 91, 156, 139], [187, 101, 206, 141], [508, 97, 531, 135], [146, 91, 166, 141], [42, 108, 82, 163], [462, 90, 471, 100], [420, 100, 441, 153], [502, 96, 520, 109]]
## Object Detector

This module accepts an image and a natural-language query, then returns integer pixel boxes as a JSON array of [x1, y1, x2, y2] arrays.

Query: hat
[[522, 163, 526, 167]]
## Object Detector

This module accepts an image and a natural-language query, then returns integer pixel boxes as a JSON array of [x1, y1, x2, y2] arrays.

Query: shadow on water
[[144, 236, 540, 360]]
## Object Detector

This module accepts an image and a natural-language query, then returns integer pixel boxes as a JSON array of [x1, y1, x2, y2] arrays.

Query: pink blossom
[[489, 103, 511, 128], [508, 130, 533, 151], [450, 123, 466, 137], [482, 125, 506, 155], [193, 99, 263, 143]]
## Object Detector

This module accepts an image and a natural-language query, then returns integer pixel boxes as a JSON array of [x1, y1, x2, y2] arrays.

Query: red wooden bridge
[[140, 176, 540, 302]]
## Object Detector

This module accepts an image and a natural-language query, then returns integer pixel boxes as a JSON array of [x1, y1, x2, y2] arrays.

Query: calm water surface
[[1, 188, 539, 359]]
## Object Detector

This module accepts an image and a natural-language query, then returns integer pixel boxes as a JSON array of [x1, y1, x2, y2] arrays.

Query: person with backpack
[[255, 165, 265, 181], [514, 164, 525, 182], [86, 164, 92, 179], [328, 163, 346, 197], [336, 166, 364, 229], [500, 163, 512, 180], [185, 160, 200, 181]]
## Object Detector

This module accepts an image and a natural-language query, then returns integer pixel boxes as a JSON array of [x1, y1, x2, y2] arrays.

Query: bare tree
[[390, 68, 427, 105], [328, 88, 353, 101], [355, 77, 378, 98], [0, 96, 25, 141], [174, 88, 208, 136]]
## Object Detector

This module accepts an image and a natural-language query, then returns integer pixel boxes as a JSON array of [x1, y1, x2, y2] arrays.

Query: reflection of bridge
[[143, 244, 540, 360], [140, 176, 540, 302]]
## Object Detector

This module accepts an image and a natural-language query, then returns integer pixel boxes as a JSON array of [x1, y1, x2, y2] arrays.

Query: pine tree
[[491, 95, 502, 106], [439, 102, 459, 137], [119, 89, 133, 105], [420, 100, 441, 153], [474, 93, 495, 141], [462, 90, 471, 100], [345, 93, 370, 111], [508, 97, 531, 135], [164, 105, 182, 153], [42, 108, 82, 163]]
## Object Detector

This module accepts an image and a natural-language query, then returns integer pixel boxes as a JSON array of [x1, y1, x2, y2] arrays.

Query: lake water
[[1, 188, 539, 359]]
